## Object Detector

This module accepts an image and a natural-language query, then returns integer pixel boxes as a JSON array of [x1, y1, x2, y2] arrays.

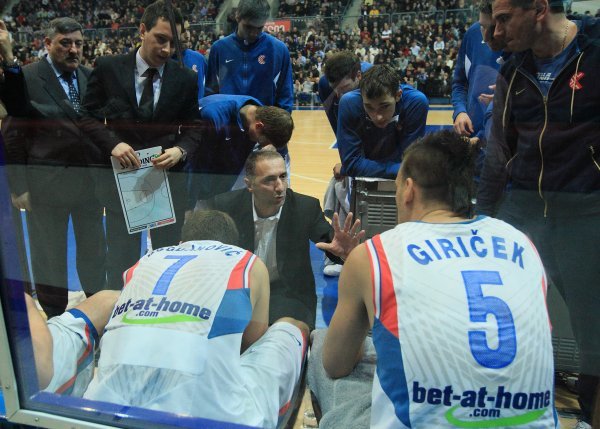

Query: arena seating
[[2, 0, 475, 103]]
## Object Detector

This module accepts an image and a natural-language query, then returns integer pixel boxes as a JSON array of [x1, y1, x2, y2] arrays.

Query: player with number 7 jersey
[[366, 215, 558, 429], [77, 238, 306, 427]]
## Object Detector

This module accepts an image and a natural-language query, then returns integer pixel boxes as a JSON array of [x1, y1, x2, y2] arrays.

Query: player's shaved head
[[181, 210, 239, 246]]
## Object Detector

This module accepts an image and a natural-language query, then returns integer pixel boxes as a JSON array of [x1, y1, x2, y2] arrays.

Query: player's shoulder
[[209, 34, 235, 53], [184, 48, 206, 63], [466, 22, 481, 34], [479, 215, 528, 238], [401, 83, 428, 106], [167, 58, 197, 82], [339, 88, 362, 107]]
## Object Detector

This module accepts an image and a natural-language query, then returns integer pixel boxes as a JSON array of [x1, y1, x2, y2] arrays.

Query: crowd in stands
[[2, 0, 475, 104], [273, 12, 468, 103], [361, 0, 467, 15], [3, 0, 223, 32], [278, 0, 349, 18]]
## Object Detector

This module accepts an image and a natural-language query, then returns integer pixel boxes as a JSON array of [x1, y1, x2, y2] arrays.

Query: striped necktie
[[62, 72, 81, 113]]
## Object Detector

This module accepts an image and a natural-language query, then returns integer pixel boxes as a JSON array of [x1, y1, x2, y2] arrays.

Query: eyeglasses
[[58, 38, 84, 48]]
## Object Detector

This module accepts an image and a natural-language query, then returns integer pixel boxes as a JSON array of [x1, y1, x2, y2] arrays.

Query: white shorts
[[45, 310, 96, 396], [240, 321, 307, 427]]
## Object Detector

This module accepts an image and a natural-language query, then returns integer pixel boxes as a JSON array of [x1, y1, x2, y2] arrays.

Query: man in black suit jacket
[[211, 150, 362, 329], [3, 17, 106, 318], [81, 1, 200, 290]]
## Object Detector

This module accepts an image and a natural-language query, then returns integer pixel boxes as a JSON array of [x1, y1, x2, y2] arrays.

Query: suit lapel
[[76, 67, 88, 101], [120, 51, 138, 111], [153, 60, 176, 119], [37, 59, 77, 120], [275, 189, 293, 269], [239, 190, 256, 251]]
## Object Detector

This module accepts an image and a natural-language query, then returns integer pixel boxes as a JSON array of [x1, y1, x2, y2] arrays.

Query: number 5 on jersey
[[462, 270, 517, 369]]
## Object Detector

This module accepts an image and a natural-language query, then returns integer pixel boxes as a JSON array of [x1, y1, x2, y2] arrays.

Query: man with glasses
[[3, 17, 106, 318]]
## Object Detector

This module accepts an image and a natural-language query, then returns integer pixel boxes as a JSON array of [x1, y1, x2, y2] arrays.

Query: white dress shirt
[[135, 50, 165, 107], [252, 198, 283, 282]]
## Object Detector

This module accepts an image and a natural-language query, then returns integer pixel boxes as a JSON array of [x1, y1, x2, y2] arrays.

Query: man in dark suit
[[211, 150, 362, 329], [81, 0, 200, 290], [3, 17, 106, 318]]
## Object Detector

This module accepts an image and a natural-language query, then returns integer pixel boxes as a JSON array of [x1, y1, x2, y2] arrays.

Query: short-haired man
[[477, 0, 600, 425], [178, 27, 208, 101], [451, 0, 504, 147], [30, 210, 309, 427], [193, 94, 293, 200], [81, 0, 200, 290], [205, 0, 294, 113], [315, 130, 558, 428], [318, 51, 372, 135], [3, 17, 106, 318], [337, 64, 428, 178], [211, 150, 362, 329], [318, 51, 372, 276]]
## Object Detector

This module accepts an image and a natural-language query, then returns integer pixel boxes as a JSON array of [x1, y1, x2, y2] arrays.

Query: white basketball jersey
[[365, 216, 558, 429], [84, 241, 259, 423]]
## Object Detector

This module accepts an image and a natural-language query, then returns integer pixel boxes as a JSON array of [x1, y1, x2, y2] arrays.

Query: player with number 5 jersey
[[320, 130, 558, 428], [366, 216, 556, 428]]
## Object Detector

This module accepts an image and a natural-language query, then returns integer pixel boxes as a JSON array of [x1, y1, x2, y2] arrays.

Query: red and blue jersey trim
[[123, 259, 141, 288], [226, 251, 256, 290], [208, 252, 255, 339], [367, 235, 399, 339], [55, 309, 97, 395]]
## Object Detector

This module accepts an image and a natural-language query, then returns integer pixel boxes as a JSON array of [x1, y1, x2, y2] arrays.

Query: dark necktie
[[139, 67, 157, 120], [62, 72, 80, 113]]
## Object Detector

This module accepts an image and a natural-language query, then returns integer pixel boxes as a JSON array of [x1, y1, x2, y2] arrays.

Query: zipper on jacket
[[243, 52, 248, 94], [516, 69, 550, 217], [515, 50, 583, 217], [591, 145, 600, 172], [538, 96, 548, 217]]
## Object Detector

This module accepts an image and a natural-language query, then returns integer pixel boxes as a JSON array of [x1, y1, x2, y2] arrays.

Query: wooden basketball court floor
[[287, 107, 454, 201]]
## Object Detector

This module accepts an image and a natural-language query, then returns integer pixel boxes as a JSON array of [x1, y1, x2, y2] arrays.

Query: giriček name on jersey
[[406, 230, 526, 269]]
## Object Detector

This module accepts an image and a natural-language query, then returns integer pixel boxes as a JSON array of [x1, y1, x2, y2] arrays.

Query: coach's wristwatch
[[175, 146, 187, 162]]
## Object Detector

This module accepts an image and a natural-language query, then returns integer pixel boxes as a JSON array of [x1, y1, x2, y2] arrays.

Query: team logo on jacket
[[258, 55, 266, 65], [569, 72, 584, 90]]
